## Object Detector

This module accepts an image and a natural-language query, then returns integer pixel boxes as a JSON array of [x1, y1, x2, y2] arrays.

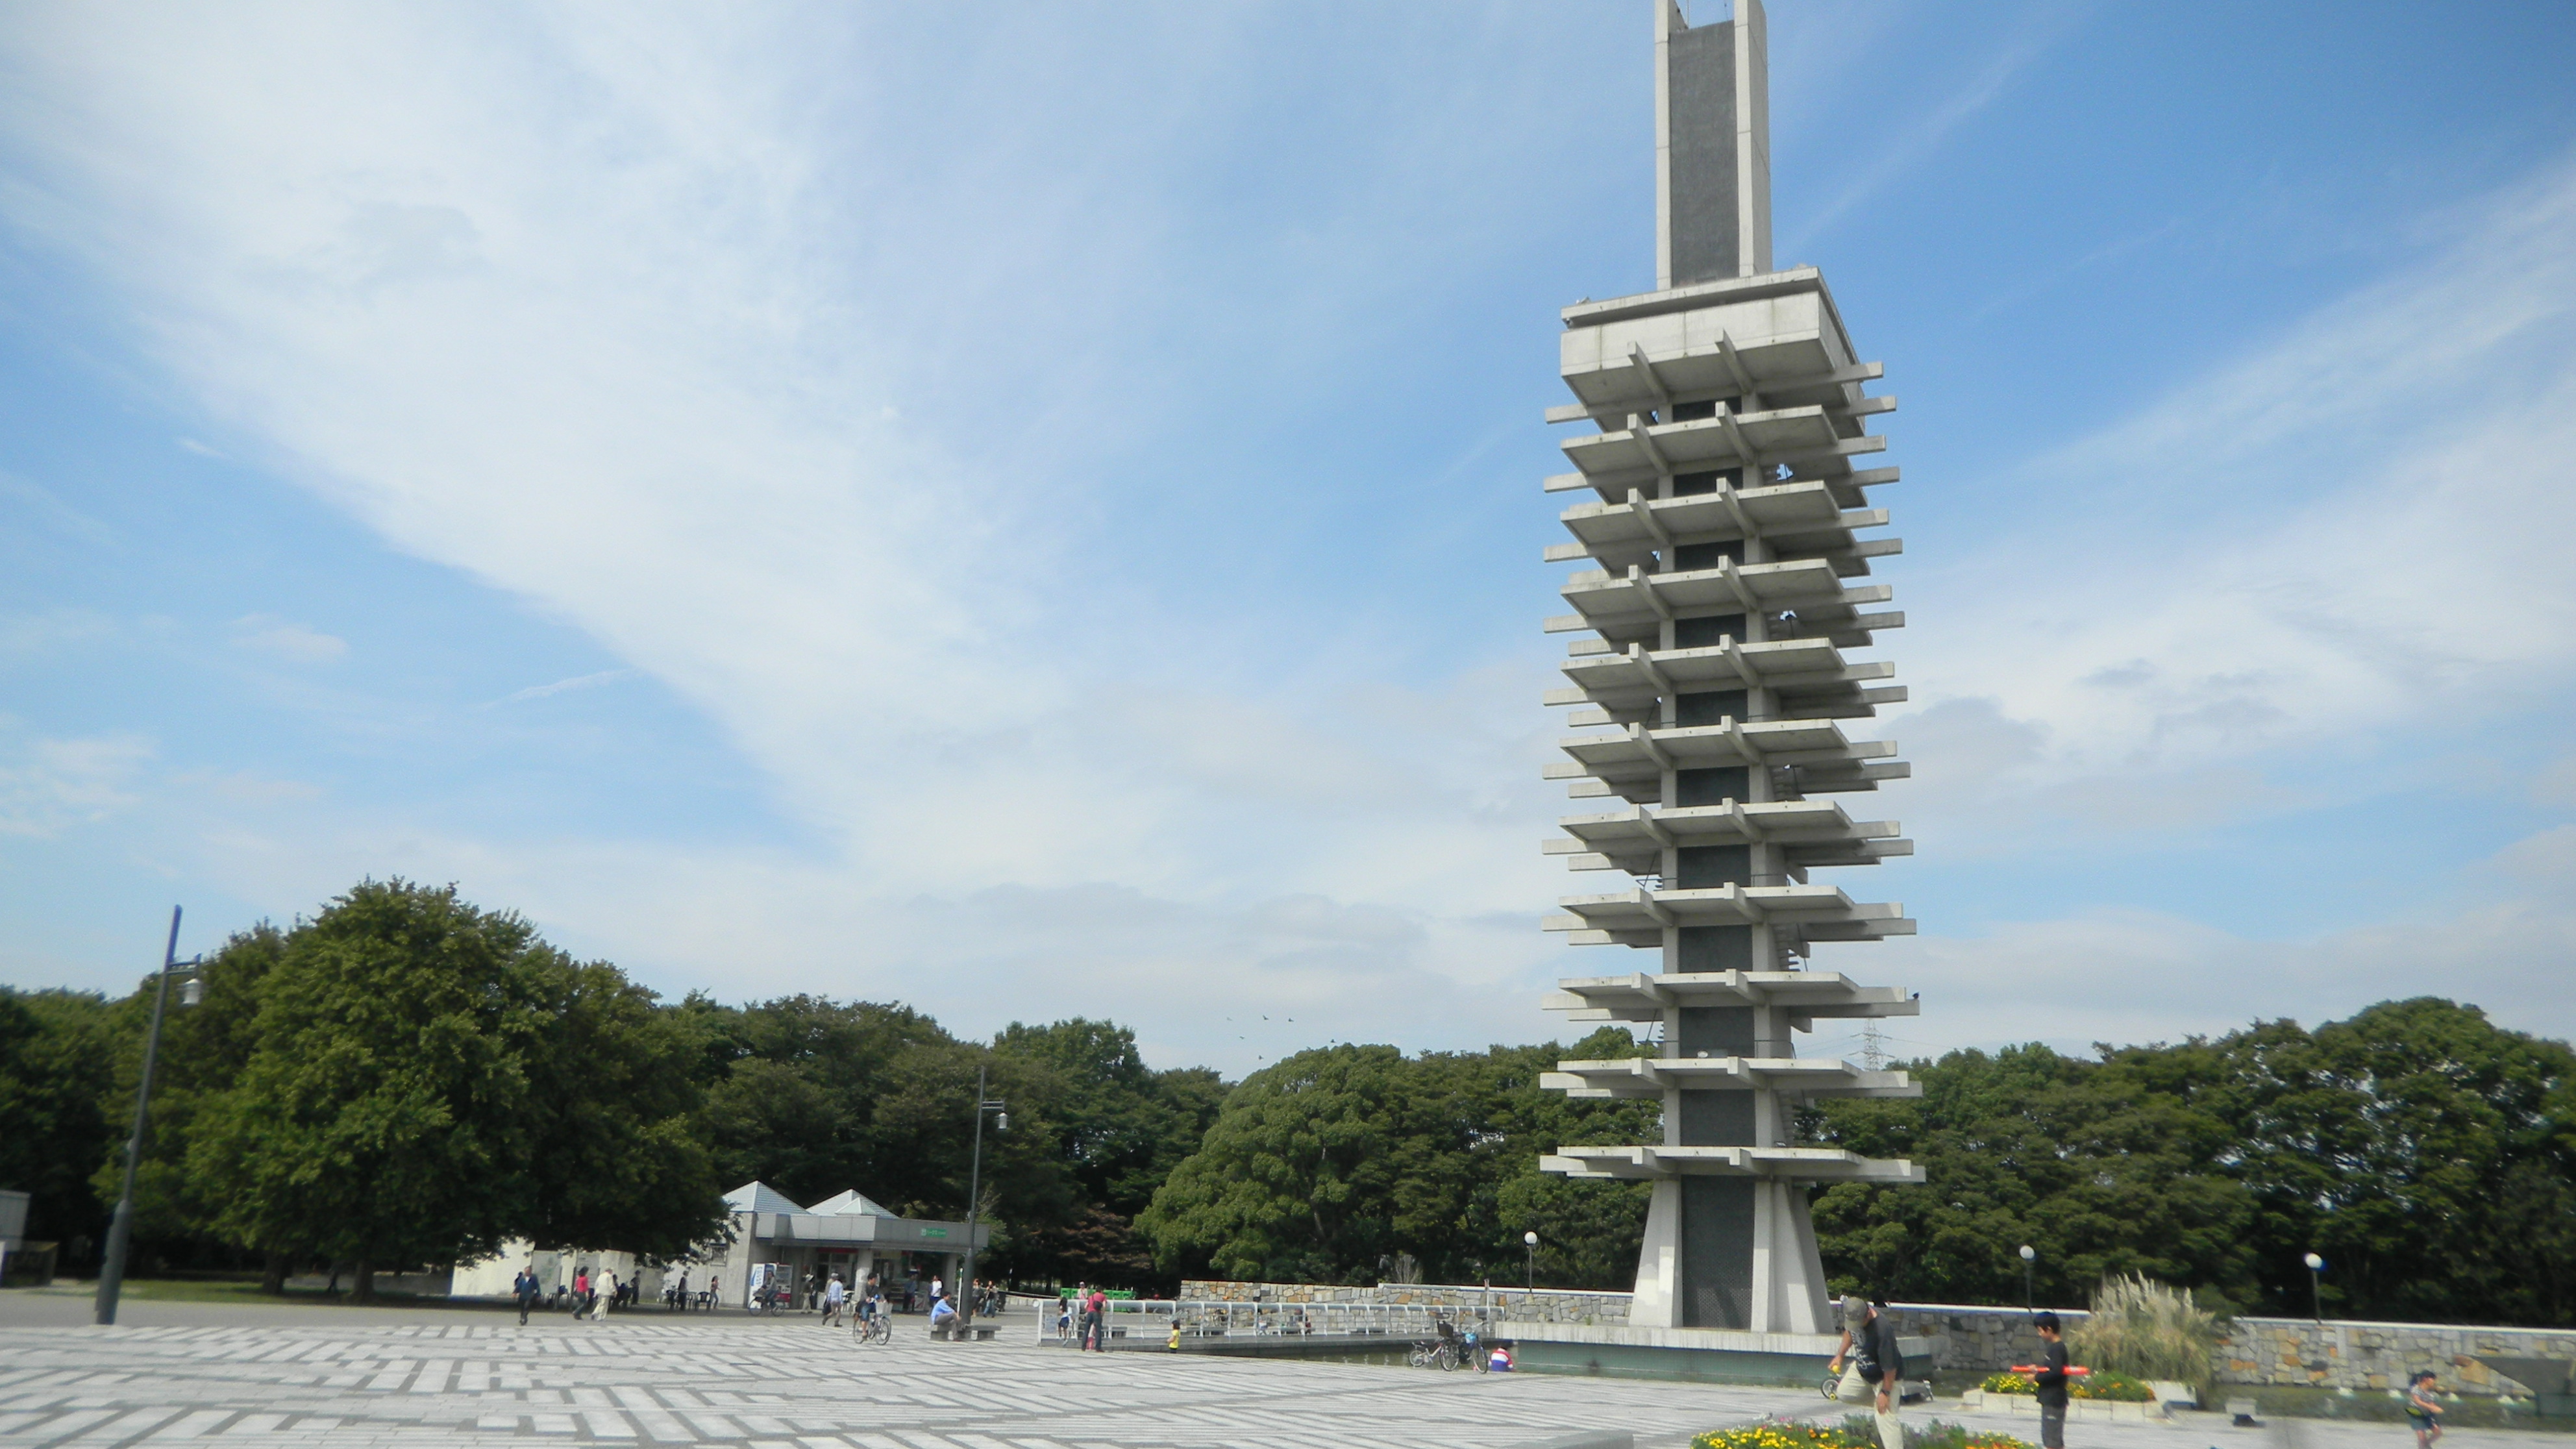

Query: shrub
[[2068, 1273, 2220, 1396], [2071, 1370, 2155, 1402], [1981, 1372, 2036, 1395], [1903, 1420, 2036, 1449]]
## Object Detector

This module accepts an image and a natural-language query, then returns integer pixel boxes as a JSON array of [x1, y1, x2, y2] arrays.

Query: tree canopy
[[1138, 1030, 1659, 1288], [1807, 998, 2576, 1324], [7, 878, 2569, 1328]]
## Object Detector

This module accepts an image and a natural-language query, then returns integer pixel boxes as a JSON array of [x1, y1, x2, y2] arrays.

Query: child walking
[[2407, 1371, 2444, 1449]]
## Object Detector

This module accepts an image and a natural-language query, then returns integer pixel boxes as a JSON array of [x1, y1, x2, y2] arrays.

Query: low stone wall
[[1866, 1304, 2576, 1397], [1178, 1278, 1629, 1326], [1180, 1284, 2576, 1393], [1873, 1302, 2077, 1374], [2214, 1317, 2576, 1396]]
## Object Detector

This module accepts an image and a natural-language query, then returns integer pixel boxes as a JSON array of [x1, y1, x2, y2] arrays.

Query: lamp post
[[956, 1063, 1006, 1335], [2018, 1244, 2037, 1316], [2303, 1252, 2325, 1325], [95, 907, 201, 1326], [1524, 1231, 1539, 1292]]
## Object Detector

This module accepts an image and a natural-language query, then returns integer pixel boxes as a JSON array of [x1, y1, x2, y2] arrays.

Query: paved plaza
[[1, 1300, 2564, 1449]]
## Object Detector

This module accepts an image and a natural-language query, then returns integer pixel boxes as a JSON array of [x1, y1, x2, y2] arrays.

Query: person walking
[[1827, 1297, 1903, 1449], [2031, 1312, 2071, 1449], [2407, 1371, 2446, 1449], [595, 1269, 617, 1319], [514, 1266, 539, 1326], [1829, 1294, 1872, 1404], [1086, 1287, 1109, 1352], [822, 1273, 846, 1328], [572, 1267, 591, 1319]]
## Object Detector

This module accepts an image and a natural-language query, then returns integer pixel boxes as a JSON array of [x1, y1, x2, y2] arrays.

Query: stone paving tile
[[3, 1320, 2567, 1449]]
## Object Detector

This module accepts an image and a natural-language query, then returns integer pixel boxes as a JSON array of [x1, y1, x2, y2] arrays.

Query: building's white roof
[[723, 1181, 807, 1215], [804, 1189, 898, 1219]]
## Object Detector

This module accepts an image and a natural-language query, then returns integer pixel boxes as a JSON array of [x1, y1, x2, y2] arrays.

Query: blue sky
[[4, 1, 2573, 1074]]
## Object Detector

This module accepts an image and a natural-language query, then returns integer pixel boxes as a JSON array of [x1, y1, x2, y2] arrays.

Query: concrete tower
[[1527, 0, 1927, 1355]]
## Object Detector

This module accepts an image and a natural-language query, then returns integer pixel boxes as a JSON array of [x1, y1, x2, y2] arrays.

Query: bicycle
[[1407, 1339, 1459, 1371], [854, 1311, 893, 1346]]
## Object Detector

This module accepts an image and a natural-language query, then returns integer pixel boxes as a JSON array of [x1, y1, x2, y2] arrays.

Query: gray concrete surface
[[5, 1304, 2572, 1449]]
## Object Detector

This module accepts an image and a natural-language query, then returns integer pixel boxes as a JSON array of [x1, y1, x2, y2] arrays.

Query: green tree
[[190, 880, 724, 1295], [90, 923, 288, 1280], [1138, 1030, 1655, 1287], [985, 1018, 1227, 1283], [690, 994, 960, 1205], [2170, 999, 2576, 1324], [0, 987, 115, 1263], [515, 958, 726, 1260], [1807, 1043, 2259, 1307], [1806, 1000, 2576, 1327]]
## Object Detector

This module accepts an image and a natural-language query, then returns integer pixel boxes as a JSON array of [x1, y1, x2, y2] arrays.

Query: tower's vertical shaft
[[1657, 0, 1771, 290], [1530, 0, 1927, 1349]]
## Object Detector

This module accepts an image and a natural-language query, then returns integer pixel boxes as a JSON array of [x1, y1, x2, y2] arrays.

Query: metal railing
[[1037, 1296, 1504, 1344]]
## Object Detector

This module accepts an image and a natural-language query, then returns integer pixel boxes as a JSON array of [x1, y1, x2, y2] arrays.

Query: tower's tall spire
[[1655, 0, 1771, 289], [1509, 0, 1924, 1357]]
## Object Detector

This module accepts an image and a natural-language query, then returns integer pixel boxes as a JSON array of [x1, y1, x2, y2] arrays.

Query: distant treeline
[[3, 878, 2568, 1324]]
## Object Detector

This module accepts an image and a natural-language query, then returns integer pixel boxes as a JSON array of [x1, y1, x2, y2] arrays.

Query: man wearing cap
[[1827, 1296, 1905, 1449]]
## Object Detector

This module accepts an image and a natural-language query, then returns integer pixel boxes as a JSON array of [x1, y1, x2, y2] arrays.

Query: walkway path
[[1, 1313, 2564, 1449]]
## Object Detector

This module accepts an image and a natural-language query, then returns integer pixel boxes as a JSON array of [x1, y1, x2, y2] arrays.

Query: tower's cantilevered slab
[[1518, 0, 1927, 1359]]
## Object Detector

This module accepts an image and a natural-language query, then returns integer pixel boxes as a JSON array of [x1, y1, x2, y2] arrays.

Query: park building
[[1513, 0, 1931, 1378], [451, 1180, 989, 1309]]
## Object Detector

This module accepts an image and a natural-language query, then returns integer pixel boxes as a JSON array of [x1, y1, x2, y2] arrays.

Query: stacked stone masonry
[[1183, 1282, 2574, 1394]]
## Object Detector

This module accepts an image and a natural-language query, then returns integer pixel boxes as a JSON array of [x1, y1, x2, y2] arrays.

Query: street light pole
[[95, 907, 199, 1326], [957, 1063, 1006, 1336], [2303, 1252, 2325, 1325], [1524, 1231, 1538, 1293], [2019, 1244, 2037, 1317]]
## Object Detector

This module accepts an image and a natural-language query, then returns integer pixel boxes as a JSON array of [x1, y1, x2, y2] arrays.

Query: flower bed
[[1691, 1418, 2035, 1449], [1692, 1423, 1874, 1449], [1975, 1368, 2154, 1402]]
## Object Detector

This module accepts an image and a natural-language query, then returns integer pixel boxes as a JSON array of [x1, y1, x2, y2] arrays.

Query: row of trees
[[5, 878, 2569, 1323], [1122, 1000, 2576, 1324], [0, 880, 1224, 1294], [1806, 997, 2576, 1325]]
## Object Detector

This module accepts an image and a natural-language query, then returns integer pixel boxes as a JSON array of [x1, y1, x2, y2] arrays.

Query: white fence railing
[[1033, 1296, 1502, 1344]]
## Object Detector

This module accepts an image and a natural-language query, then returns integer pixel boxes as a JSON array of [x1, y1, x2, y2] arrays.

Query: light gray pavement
[[0, 1304, 2562, 1449]]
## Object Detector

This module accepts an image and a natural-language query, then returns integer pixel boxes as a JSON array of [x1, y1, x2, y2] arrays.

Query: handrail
[[1038, 1296, 1506, 1344]]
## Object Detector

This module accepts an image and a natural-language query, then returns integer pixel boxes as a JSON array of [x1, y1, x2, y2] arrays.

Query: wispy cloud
[[1898, 153, 2576, 816], [229, 614, 347, 665], [1780, 3, 2090, 256], [5, 4, 2571, 1065], [0, 730, 152, 837], [500, 669, 634, 704]]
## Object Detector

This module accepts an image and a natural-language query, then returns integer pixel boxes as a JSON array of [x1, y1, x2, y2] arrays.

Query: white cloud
[[501, 668, 634, 703], [5, 6, 2573, 1071], [1893, 156, 2576, 841], [229, 614, 348, 664], [0, 731, 152, 837], [1864, 821, 2576, 1056], [0, 607, 116, 658]]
